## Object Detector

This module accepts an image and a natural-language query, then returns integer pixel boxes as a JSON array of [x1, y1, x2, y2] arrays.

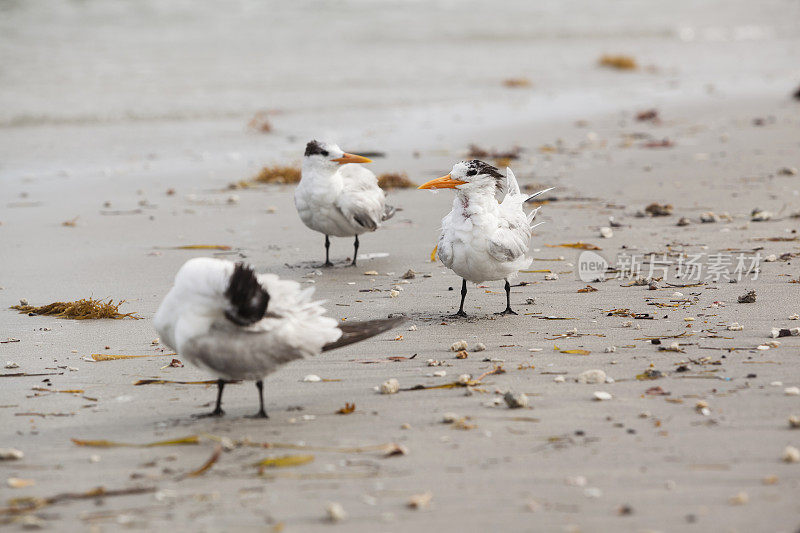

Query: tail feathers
[[382, 204, 396, 221], [526, 206, 542, 224], [322, 317, 406, 352], [525, 187, 555, 203]]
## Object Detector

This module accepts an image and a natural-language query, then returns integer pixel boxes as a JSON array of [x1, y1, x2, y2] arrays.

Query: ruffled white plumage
[[154, 258, 341, 381], [437, 168, 549, 283]]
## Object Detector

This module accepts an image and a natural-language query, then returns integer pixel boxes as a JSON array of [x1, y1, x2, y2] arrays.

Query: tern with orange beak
[[295, 140, 395, 266], [154, 258, 404, 418], [418, 160, 552, 316]]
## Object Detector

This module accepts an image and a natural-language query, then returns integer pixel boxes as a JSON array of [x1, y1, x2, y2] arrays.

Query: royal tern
[[418, 160, 552, 316], [295, 140, 395, 267], [154, 257, 404, 418]]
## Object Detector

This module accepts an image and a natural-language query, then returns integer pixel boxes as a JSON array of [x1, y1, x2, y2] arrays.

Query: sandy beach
[[2, 1, 800, 531]]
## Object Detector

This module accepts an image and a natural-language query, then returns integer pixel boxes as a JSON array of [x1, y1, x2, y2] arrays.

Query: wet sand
[[2, 89, 800, 531]]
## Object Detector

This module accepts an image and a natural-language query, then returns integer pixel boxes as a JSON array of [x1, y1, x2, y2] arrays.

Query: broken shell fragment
[[503, 391, 529, 409], [577, 369, 606, 384], [303, 374, 322, 382], [785, 387, 800, 396], [455, 350, 468, 359], [0, 448, 24, 461], [326, 502, 348, 522], [553, 375, 566, 383], [727, 323, 743, 331], [380, 378, 400, 395], [751, 209, 773, 222], [450, 340, 468, 352], [474, 343, 486, 352], [788, 415, 800, 429], [599, 227, 613, 238], [700, 212, 719, 223], [593, 391, 612, 401], [782, 446, 800, 463], [544, 273, 559, 281], [407, 491, 433, 510], [676, 217, 691, 226], [737, 290, 756, 303]]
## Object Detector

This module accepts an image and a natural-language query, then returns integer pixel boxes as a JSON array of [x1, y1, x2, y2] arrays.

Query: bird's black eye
[[466, 169, 477, 176], [321, 150, 329, 157]]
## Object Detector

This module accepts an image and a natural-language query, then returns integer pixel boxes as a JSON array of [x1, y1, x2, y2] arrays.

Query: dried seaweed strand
[[10, 298, 138, 320]]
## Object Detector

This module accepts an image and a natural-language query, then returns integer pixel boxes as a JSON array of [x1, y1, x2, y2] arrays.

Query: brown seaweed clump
[[598, 55, 638, 70], [11, 298, 140, 320], [247, 111, 273, 133], [231, 165, 302, 189], [377, 173, 416, 190]]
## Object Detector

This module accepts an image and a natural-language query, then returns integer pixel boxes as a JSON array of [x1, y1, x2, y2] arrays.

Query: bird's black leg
[[194, 379, 226, 418], [350, 235, 359, 266], [496, 279, 518, 315], [246, 380, 269, 419], [450, 279, 468, 318], [322, 235, 333, 267]]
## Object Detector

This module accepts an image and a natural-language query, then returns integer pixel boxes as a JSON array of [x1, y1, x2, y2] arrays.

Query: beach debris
[[696, 401, 711, 416], [645, 386, 670, 396], [0, 448, 24, 461], [72, 436, 199, 448], [577, 285, 598, 293], [407, 491, 433, 510], [778, 167, 798, 176], [555, 345, 591, 356], [545, 242, 601, 250], [782, 446, 800, 463], [643, 138, 674, 148], [432, 370, 446, 377], [700, 212, 719, 223], [604, 346, 617, 353], [503, 391, 529, 409], [788, 416, 800, 429], [7, 477, 35, 489], [10, 298, 138, 320], [544, 273, 559, 281], [474, 343, 486, 352], [62, 216, 79, 227], [457, 374, 472, 385], [750, 209, 772, 222], [364, 270, 379, 275], [134, 378, 236, 386], [676, 217, 691, 226], [455, 350, 468, 359], [658, 342, 684, 353], [336, 402, 356, 415], [553, 376, 566, 383], [88, 353, 173, 361], [5, 361, 19, 369], [247, 111, 273, 133], [598, 54, 637, 70], [727, 323, 744, 331], [253, 164, 301, 185], [401, 269, 416, 279], [378, 173, 416, 190], [303, 374, 322, 382], [593, 391, 612, 401], [161, 358, 184, 369], [637, 369, 664, 380], [326, 502, 348, 523], [383, 443, 409, 457], [0, 485, 156, 515], [636, 109, 659, 122], [256, 454, 315, 469], [184, 445, 222, 478], [467, 144, 522, 160], [599, 227, 613, 238], [737, 290, 756, 303], [502, 77, 532, 88], [645, 203, 673, 216], [450, 340, 468, 352], [390, 289, 400, 298], [785, 387, 800, 396], [771, 328, 799, 338], [729, 492, 749, 505], [577, 369, 606, 384], [380, 378, 400, 394]]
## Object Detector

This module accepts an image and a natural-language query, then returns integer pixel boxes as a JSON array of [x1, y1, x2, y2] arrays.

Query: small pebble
[[303, 374, 321, 382], [0, 448, 24, 461], [788, 415, 800, 429], [593, 391, 612, 401], [457, 374, 472, 385], [544, 273, 559, 281], [577, 369, 606, 384], [503, 391, 529, 409], [553, 375, 566, 383], [599, 227, 613, 238], [604, 346, 617, 353], [4, 361, 19, 369], [785, 387, 800, 396], [727, 323, 743, 331], [389, 289, 400, 298], [474, 342, 486, 352]]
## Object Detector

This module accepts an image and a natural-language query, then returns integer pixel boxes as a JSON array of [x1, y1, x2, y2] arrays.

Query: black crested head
[[224, 263, 269, 326], [466, 159, 503, 189], [304, 140, 329, 157]]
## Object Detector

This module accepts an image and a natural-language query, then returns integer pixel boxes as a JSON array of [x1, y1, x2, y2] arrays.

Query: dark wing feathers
[[322, 317, 406, 352], [224, 263, 269, 326]]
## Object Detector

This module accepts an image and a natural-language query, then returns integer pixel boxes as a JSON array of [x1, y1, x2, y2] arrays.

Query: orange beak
[[417, 174, 467, 190], [332, 152, 372, 165]]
